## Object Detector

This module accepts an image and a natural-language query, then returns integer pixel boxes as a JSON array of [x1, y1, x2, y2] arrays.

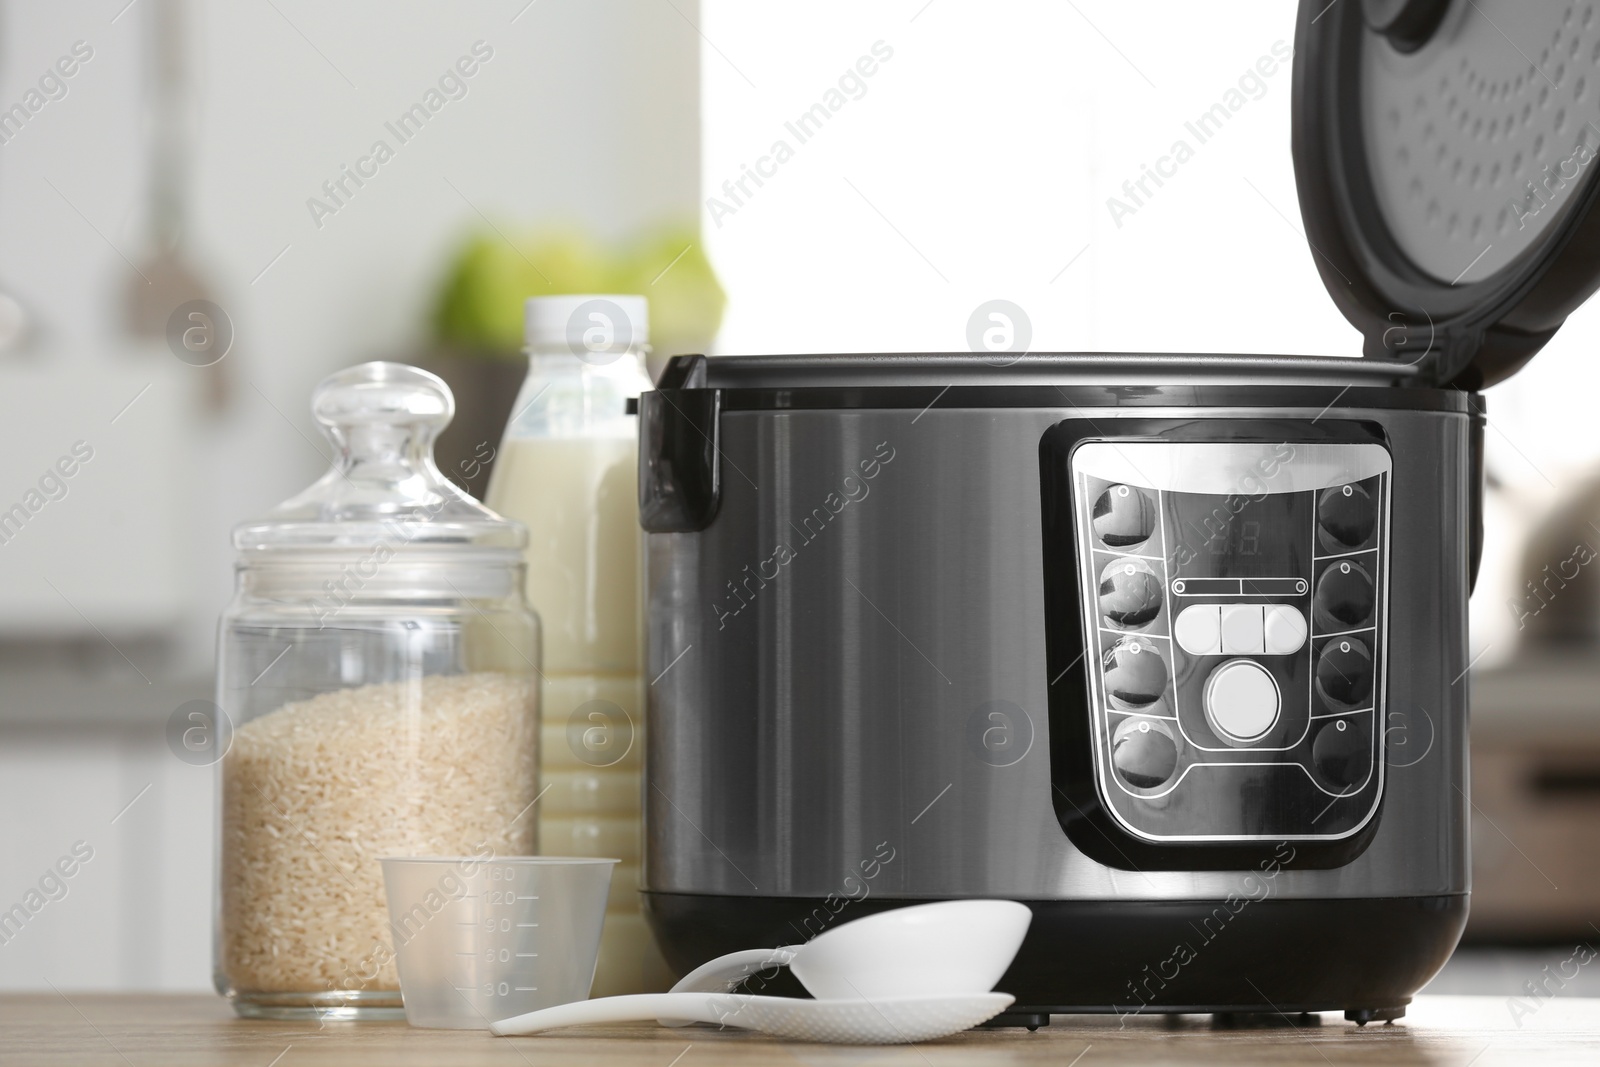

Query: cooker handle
[[639, 356, 722, 533]]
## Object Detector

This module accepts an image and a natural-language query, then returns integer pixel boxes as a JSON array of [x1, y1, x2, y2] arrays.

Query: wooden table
[[1, 994, 1597, 1065]]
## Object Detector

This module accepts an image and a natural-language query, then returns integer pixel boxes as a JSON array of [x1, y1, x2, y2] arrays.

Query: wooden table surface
[[1, 994, 1597, 1066]]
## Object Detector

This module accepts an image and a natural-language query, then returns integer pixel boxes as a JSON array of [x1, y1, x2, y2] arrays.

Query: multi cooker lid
[[1294, 0, 1600, 389], [666, 352, 1419, 389]]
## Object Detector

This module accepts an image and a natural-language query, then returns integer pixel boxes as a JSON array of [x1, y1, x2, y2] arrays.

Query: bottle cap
[[524, 294, 649, 364]]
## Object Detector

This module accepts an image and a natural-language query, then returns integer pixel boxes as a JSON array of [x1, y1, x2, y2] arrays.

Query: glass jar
[[484, 295, 673, 996], [214, 362, 539, 1020]]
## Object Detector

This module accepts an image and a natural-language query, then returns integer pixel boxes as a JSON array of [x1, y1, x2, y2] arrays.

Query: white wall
[[0, 0, 700, 991]]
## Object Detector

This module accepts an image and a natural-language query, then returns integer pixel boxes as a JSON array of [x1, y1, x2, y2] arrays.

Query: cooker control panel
[[1068, 440, 1390, 843]]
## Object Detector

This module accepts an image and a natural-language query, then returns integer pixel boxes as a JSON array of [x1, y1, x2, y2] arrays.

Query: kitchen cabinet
[[0, 677, 213, 991]]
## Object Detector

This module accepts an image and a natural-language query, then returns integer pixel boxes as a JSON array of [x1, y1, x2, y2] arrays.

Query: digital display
[[1203, 517, 1261, 557], [1167, 490, 1310, 580]]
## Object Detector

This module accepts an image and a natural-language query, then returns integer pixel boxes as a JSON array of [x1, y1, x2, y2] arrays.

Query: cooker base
[[642, 891, 1466, 1018]]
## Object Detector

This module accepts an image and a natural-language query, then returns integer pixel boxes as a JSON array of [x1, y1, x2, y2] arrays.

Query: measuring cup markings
[[451, 867, 542, 1003], [381, 856, 616, 1029]]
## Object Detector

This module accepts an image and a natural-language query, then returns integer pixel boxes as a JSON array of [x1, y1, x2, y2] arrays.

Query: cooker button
[[1220, 604, 1265, 654], [1317, 482, 1377, 551], [1103, 637, 1168, 709], [1203, 659, 1280, 743], [1092, 484, 1158, 548], [1315, 637, 1374, 709], [1312, 716, 1370, 789], [1263, 604, 1309, 655], [1313, 559, 1376, 631], [1174, 605, 1222, 655], [1098, 557, 1163, 628], [1111, 716, 1179, 789]]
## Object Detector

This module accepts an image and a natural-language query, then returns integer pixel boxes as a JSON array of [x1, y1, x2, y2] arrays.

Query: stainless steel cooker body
[[637, 354, 1479, 1017], [625, 0, 1600, 1015]]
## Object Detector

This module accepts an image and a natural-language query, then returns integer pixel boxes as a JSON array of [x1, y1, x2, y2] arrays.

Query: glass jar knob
[[312, 362, 453, 472], [236, 361, 523, 551]]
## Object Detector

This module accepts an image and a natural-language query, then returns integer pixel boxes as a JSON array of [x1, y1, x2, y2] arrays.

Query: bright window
[[699, 1, 1358, 358]]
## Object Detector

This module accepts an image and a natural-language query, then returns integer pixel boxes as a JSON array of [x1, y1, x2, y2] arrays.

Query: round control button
[[1220, 604, 1265, 654], [1103, 637, 1167, 708], [1203, 659, 1280, 744], [1174, 604, 1222, 655], [1312, 716, 1370, 789], [1317, 482, 1377, 551], [1098, 558, 1163, 628], [1111, 716, 1178, 789], [1316, 637, 1374, 709], [1313, 559, 1376, 630], [1092, 484, 1157, 548], [1263, 604, 1309, 655]]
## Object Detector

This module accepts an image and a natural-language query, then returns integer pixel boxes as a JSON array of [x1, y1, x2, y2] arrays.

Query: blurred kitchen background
[[2, 0, 1598, 999]]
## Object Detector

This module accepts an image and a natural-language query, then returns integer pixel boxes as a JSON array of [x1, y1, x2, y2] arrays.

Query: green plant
[[431, 224, 725, 358]]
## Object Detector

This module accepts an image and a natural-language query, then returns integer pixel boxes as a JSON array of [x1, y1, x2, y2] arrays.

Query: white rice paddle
[[490, 899, 1031, 1044]]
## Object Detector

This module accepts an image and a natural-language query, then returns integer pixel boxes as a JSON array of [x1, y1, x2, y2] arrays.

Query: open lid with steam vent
[[1293, 0, 1600, 388]]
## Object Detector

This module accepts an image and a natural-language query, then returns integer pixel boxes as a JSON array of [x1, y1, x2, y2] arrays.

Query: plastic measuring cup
[[380, 856, 618, 1029]]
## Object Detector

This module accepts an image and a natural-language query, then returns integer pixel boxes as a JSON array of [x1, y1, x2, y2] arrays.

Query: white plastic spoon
[[491, 900, 1032, 1044], [488, 991, 1015, 1044], [671, 899, 1033, 1000]]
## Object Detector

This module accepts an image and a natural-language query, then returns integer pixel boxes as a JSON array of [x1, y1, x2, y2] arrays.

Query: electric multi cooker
[[637, 0, 1600, 1022]]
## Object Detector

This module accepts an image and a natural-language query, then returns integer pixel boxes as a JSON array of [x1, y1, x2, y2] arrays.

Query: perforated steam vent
[[1363, 0, 1600, 284]]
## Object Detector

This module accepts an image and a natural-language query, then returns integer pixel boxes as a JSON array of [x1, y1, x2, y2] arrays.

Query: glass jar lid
[[233, 362, 526, 558]]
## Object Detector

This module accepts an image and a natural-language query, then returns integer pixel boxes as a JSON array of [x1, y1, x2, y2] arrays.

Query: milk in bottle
[[484, 295, 672, 996]]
